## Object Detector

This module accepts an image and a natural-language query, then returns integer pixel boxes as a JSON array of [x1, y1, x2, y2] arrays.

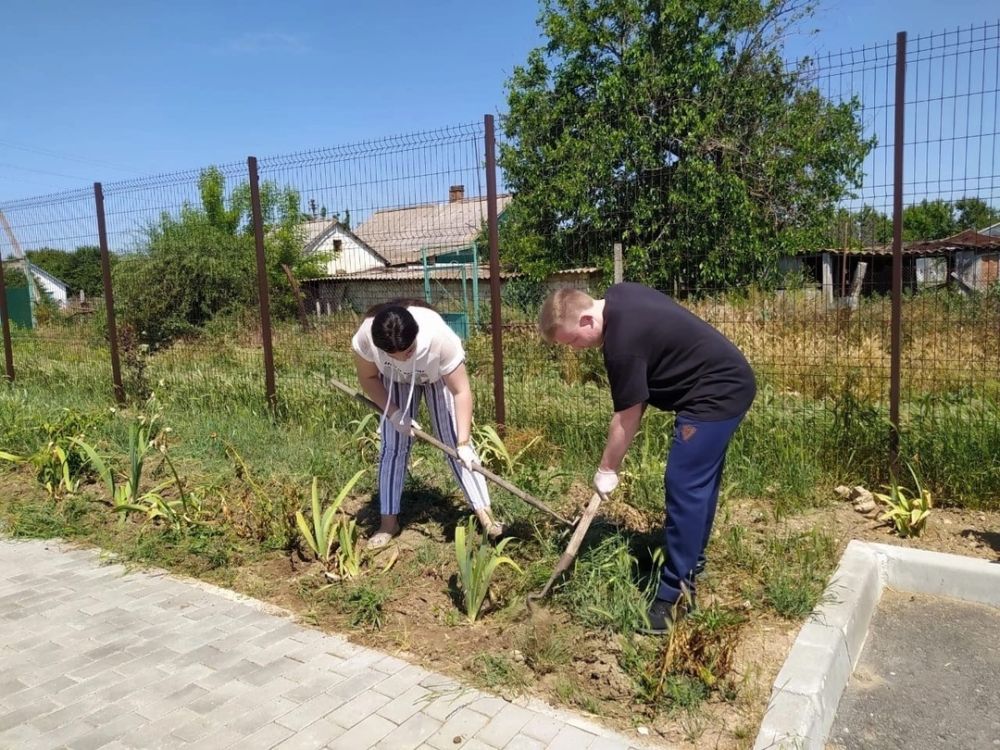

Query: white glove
[[593, 468, 620, 495], [388, 408, 421, 437], [456, 443, 477, 471]]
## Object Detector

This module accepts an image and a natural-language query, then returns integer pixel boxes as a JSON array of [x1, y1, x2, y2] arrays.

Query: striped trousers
[[378, 376, 491, 516]]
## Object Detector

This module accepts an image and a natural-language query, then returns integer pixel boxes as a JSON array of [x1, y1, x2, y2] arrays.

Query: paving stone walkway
[[0, 538, 658, 750]]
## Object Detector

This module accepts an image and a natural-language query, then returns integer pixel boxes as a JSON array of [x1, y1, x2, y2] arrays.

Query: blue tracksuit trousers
[[656, 412, 746, 603]]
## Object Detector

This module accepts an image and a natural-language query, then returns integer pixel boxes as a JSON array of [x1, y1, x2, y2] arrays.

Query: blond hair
[[538, 288, 595, 343]]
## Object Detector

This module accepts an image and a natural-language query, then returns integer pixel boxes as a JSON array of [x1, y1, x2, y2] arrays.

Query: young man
[[539, 283, 756, 634]]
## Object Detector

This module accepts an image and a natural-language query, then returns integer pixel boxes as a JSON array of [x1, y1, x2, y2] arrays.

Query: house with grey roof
[[300, 186, 513, 317], [782, 228, 1000, 303], [299, 186, 601, 325], [351, 185, 513, 267]]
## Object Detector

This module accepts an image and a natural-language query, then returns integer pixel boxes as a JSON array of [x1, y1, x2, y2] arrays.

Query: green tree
[[828, 197, 995, 249], [2, 267, 29, 290], [855, 205, 892, 247], [902, 199, 957, 242], [899, 197, 998, 242], [826, 206, 890, 249], [113, 167, 324, 346], [954, 197, 999, 232], [499, 0, 873, 290]]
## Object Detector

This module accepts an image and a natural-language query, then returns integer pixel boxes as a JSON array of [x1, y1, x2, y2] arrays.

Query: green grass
[[556, 532, 652, 634], [345, 581, 392, 630], [902, 395, 1000, 508], [618, 638, 709, 714], [1, 495, 84, 539], [716, 520, 838, 618], [760, 529, 838, 618], [471, 652, 529, 693], [659, 675, 709, 711], [517, 622, 572, 675], [7, 306, 999, 508]]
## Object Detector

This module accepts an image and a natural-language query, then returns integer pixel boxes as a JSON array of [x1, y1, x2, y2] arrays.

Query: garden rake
[[329, 377, 574, 527]]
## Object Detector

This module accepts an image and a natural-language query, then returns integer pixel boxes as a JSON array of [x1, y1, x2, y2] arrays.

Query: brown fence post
[[94, 183, 125, 405], [484, 115, 506, 432], [248, 157, 277, 409], [0, 250, 14, 382], [889, 31, 907, 474]]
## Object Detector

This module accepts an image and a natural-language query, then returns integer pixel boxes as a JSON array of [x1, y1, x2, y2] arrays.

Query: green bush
[[112, 167, 324, 347]]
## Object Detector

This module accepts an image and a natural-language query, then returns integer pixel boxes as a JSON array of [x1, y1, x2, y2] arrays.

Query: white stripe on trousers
[[378, 375, 491, 516]]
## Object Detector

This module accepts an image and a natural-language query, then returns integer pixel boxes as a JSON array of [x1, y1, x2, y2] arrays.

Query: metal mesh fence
[[0, 187, 103, 388], [493, 33, 906, 472], [0, 21, 998, 498], [899, 24, 1000, 407], [254, 122, 496, 416], [0, 123, 497, 421], [99, 161, 267, 410], [493, 22, 999, 493]]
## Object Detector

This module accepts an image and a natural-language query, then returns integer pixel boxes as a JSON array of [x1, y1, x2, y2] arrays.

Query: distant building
[[352, 185, 512, 267], [783, 229, 1000, 301], [27, 262, 69, 307], [301, 186, 520, 323], [300, 219, 389, 276]]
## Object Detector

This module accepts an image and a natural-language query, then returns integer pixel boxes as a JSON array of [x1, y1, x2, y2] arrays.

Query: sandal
[[366, 531, 397, 549], [475, 509, 505, 540]]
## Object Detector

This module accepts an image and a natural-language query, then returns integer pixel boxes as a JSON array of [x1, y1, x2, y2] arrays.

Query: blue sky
[[1, 0, 997, 204]]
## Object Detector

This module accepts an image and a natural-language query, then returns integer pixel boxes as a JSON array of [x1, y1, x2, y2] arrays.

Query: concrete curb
[[868, 542, 1000, 606], [753, 541, 1000, 750]]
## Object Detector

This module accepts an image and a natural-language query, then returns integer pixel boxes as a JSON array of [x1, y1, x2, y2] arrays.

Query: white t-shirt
[[351, 306, 465, 385]]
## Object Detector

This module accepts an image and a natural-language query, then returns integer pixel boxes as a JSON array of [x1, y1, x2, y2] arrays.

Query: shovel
[[329, 377, 574, 527]]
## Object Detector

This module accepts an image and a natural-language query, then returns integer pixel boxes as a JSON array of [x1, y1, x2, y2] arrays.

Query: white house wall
[[30, 270, 68, 307], [315, 231, 384, 275]]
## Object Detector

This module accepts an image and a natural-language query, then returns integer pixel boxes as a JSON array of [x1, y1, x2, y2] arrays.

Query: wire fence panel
[[255, 122, 497, 419], [897, 23, 1000, 498], [99, 161, 271, 412], [0, 20, 997, 501], [494, 33, 905, 485], [494, 22, 999, 500], [0, 188, 104, 392]]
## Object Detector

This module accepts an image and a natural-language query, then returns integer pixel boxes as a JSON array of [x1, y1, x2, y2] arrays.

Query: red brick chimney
[[449, 185, 465, 203]]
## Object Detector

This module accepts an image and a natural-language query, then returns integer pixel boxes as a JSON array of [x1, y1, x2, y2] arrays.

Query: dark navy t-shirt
[[602, 283, 756, 419]]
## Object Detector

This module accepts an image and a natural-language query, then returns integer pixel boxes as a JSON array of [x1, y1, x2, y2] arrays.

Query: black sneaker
[[638, 596, 692, 636], [694, 557, 707, 579]]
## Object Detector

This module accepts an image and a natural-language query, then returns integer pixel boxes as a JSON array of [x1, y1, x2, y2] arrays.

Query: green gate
[[421, 244, 480, 340], [2, 287, 32, 329]]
